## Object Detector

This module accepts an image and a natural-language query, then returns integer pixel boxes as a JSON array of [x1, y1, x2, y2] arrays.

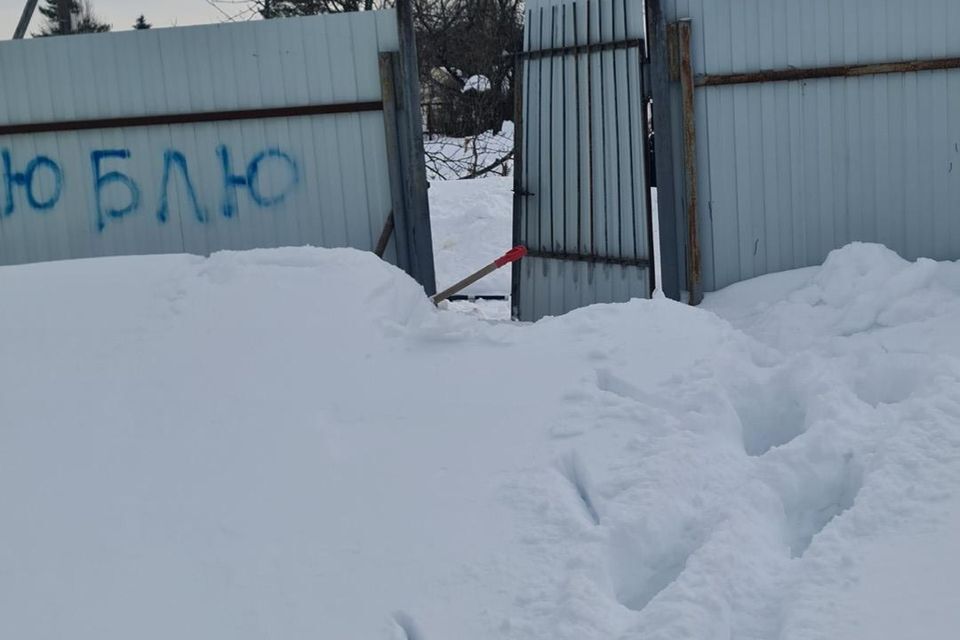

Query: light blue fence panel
[[0, 10, 432, 289], [663, 0, 960, 292]]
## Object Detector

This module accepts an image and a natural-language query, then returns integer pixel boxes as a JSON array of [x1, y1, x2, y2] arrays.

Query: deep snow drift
[[2, 243, 960, 639]]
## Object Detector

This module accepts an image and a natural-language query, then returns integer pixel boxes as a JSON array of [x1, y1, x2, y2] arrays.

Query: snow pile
[[463, 75, 492, 93], [3, 242, 960, 639]]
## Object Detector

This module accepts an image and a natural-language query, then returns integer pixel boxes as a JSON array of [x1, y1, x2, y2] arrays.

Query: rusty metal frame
[[525, 249, 650, 268], [513, 37, 644, 61], [677, 19, 702, 305], [373, 210, 396, 258], [0, 101, 384, 137], [696, 56, 960, 88]]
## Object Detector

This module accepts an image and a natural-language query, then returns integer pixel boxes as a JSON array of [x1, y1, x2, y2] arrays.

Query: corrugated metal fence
[[513, 0, 653, 321], [659, 0, 960, 295], [0, 9, 435, 292]]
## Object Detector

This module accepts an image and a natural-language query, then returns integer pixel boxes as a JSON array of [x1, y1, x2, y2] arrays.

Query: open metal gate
[[512, 0, 655, 321]]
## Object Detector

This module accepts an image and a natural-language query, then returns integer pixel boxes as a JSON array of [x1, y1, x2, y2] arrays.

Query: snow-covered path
[[2, 243, 960, 639]]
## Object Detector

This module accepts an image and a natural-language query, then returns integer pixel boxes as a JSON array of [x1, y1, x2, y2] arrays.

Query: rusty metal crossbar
[[513, 37, 644, 61], [696, 56, 960, 88], [0, 101, 384, 137], [525, 249, 650, 268]]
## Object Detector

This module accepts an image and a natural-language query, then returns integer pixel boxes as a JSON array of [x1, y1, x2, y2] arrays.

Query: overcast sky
[[2, 0, 238, 37]]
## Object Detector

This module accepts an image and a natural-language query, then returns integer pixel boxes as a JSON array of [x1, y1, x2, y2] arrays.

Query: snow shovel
[[432, 246, 527, 305]]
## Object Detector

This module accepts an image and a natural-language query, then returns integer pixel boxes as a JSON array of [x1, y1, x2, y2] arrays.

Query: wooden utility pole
[[13, 0, 40, 39], [57, 0, 72, 35]]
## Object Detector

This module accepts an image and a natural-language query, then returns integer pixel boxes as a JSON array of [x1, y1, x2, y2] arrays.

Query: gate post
[[511, 55, 525, 320], [394, 0, 437, 295], [646, 0, 682, 300], [677, 19, 702, 305]]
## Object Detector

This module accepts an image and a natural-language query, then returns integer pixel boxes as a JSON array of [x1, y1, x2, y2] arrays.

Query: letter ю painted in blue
[[247, 148, 299, 207], [2, 150, 63, 215], [218, 145, 299, 218], [91, 150, 140, 232], [156, 150, 206, 224]]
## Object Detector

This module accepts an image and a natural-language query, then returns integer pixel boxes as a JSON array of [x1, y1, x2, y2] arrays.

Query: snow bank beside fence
[[2, 243, 960, 639]]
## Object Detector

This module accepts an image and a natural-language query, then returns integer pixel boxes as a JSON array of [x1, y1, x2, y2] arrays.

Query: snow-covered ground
[[3, 240, 960, 639]]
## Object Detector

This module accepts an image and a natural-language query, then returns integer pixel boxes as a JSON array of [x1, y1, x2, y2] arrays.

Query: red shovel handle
[[494, 245, 528, 268]]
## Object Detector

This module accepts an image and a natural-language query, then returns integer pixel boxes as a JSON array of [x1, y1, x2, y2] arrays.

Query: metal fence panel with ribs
[[0, 8, 435, 293], [662, 0, 960, 296]]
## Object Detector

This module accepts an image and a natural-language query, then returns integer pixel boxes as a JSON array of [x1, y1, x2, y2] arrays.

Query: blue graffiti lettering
[[91, 150, 140, 231], [25, 157, 63, 211], [218, 145, 299, 218], [218, 145, 246, 219], [247, 148, 299, 207], [2, 151, 14, 215], [2, 150, 63, 215], [157, 150, 206, 224], [3, 146, 301, 231]]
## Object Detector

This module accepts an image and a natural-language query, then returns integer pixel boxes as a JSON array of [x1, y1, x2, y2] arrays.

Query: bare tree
[[417, 0, 522, 178], [206, 0, 391, 19], [265, 0, 392, 14], [206, 0, 523, 179], [417, 0, 521, 134]]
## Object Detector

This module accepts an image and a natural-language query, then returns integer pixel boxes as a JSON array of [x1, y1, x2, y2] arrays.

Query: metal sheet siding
[[518, 0, 650, 320], [663, 0, 960, 291], [0, 12, 402, 268]]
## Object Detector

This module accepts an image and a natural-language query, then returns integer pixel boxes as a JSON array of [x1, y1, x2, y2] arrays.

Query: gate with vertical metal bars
[[512, 0, 654, 321]]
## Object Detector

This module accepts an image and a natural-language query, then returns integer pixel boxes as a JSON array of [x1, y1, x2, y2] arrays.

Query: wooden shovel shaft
[[431, 262, 499, 305]]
